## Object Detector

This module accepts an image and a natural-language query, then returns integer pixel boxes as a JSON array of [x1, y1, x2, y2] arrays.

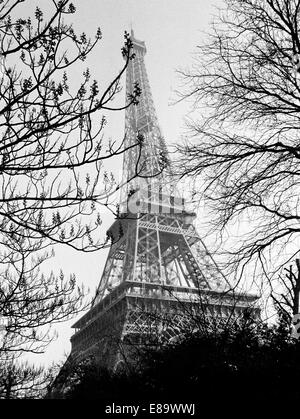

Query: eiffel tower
[[70, 31, 259, 370]]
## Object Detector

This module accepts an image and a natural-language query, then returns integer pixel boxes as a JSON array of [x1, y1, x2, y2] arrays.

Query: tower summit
[[121, 29, 170, 206], [69, 32, 259, 370]]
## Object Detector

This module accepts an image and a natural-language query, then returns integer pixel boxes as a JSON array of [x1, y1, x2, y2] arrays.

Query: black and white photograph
[[0, 0, 299, 409]]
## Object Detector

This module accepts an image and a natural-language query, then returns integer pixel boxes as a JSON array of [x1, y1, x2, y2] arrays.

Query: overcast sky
[[23, 0, 223, 368]]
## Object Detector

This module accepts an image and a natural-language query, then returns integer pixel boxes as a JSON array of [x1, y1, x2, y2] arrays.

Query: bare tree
[[0, 231, 86, 356], [0, 0, 141, 251], [0, 359, 51, 399], [271, 258, 300, 326], [176, 0, 300, 282], [0, 0, 142, 357]]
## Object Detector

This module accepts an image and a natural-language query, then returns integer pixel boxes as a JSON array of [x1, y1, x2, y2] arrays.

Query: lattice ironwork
[[69, 31, 259, 370], [92, 212, 217, 306]]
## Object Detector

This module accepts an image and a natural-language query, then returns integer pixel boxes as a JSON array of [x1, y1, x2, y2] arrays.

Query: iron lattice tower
[[70, 31, 259, 370]]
